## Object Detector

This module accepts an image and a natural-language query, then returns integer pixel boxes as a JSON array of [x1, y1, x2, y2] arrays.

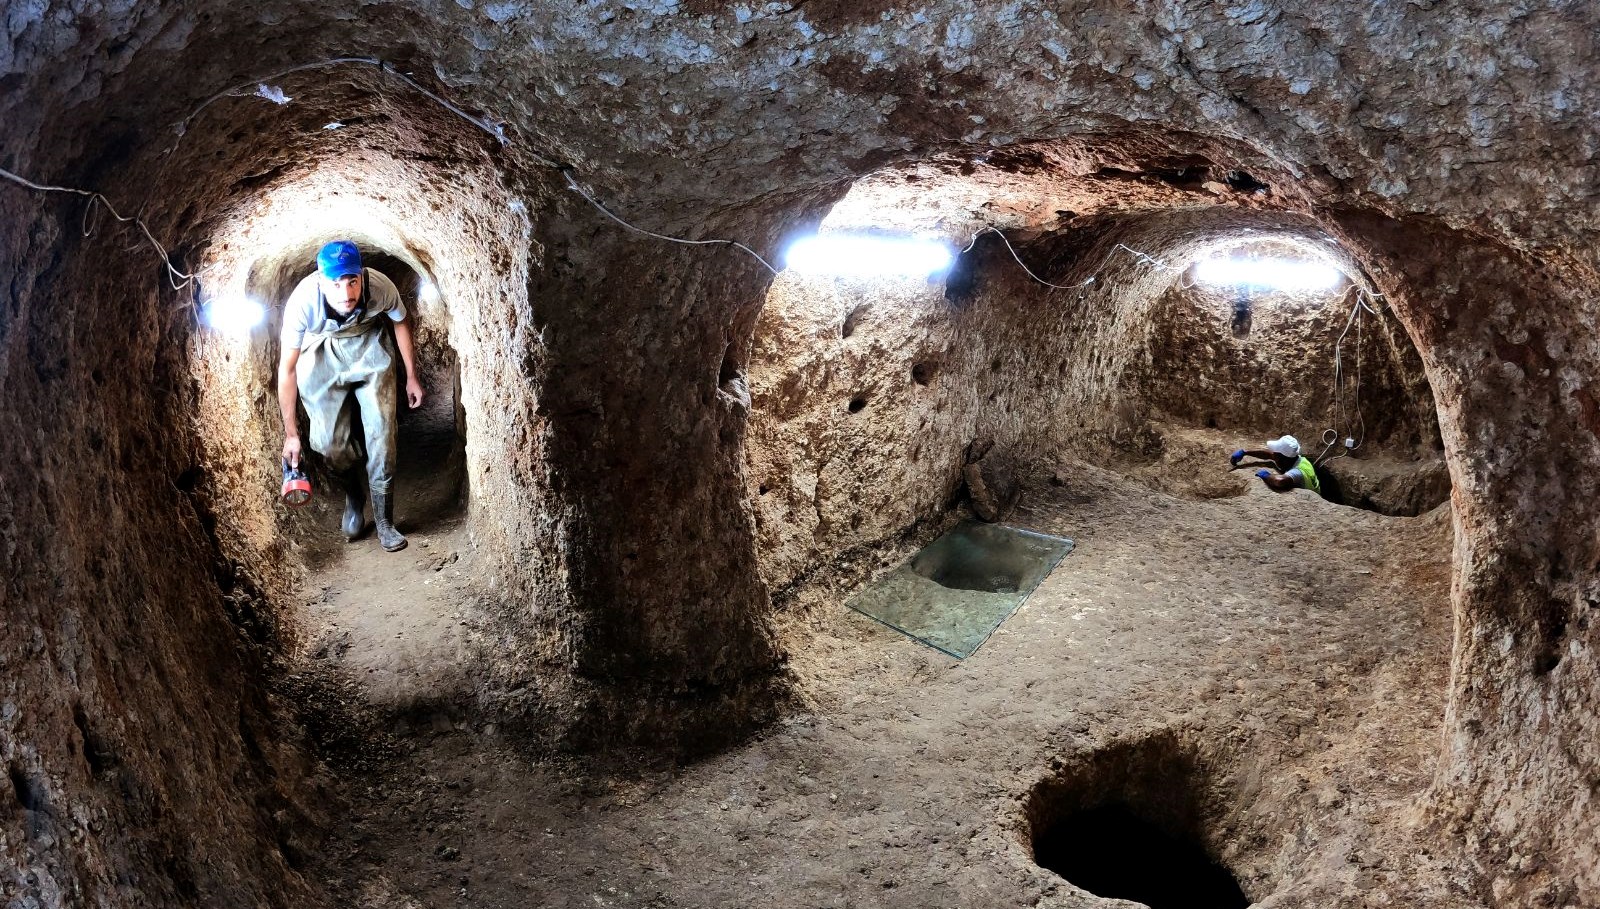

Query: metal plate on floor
[[847, 520, 1075, 658]]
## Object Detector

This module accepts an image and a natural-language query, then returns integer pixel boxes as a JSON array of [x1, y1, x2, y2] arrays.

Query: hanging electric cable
[[1316, 283, 1383, 467], [0, 166, 199, 291], [563, 170, 779, 275], [5, 53, 1196, 315], [957, 228, 1178, 292]]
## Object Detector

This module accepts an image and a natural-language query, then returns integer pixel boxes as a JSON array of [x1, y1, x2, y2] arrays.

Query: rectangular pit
[[848, 521, 1075, 658]]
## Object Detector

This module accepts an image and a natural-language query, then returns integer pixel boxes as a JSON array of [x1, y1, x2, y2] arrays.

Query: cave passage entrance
[[1122, 235, 1449, 516], [243, 243, 469, 551], [242, 243, 479, 711]]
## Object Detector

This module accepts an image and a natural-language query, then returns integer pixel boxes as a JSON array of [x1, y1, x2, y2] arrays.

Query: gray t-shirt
[[279, 268, 406, 351]]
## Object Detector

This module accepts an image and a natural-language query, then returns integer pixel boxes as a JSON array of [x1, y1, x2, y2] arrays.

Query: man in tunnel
[[278, 240, 425, 552], [1230, 435, 1322, 496]]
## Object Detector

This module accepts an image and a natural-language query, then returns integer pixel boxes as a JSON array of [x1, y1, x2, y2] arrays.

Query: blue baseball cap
[[317, 240, 362, 280]]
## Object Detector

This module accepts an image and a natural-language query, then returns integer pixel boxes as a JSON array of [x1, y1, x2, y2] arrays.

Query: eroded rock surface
[[2, 2, 1598, 906]]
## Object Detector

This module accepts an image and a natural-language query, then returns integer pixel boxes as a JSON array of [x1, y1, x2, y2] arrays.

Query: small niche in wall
[[1231, 294, 1252, 338], [842, 303, 869, 339], [719, 343, 743, 394]]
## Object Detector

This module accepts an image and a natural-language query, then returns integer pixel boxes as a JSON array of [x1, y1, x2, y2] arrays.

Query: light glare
[[419, 281, 441, 304], [784, 234, 954, 278], [1195, 256, 1343, 292], [202, 296, 265, 334]]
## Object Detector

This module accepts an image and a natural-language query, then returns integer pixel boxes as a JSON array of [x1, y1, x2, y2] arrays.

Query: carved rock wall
[[0, 198, 325, 907], [2, 0, 1597, 904]]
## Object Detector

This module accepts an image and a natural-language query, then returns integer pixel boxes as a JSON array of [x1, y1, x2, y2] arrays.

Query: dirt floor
[[292, 454, 1466, 909], [290, 382, 475, 707]]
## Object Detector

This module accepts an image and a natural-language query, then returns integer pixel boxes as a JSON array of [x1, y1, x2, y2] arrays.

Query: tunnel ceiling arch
[[5, 5, 1597, 253]]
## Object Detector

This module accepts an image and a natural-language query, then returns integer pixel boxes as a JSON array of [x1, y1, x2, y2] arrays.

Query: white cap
[[1266, 435, 1301, 458]]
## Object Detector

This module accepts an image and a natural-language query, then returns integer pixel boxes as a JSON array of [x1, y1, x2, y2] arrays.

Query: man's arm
[[393, 316, 425, 409], [1229, 447, 1275, 467], [278, 346, 303, 466], [1254, 469, 1300, 491]]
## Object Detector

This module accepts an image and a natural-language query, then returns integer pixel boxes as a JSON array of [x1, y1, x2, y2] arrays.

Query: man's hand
[[1230, 449, 1245, 466], [393, 318, 424, 409], [283, 435, 302, 468], [1256, 468, 1272, 480]]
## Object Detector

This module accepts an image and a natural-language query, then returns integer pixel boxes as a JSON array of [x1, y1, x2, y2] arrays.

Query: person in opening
[[278, 240, 424, 552], [1229, 434, 1322, 496]]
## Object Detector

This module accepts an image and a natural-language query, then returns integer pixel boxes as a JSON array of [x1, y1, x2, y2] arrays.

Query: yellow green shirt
[[1285, 456, 1320, 495]]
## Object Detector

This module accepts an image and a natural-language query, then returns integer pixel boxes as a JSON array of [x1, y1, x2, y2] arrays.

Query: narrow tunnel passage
[[242, 240, 478, 712], [159, 91, 543, 724], [247, 245, 469, 555]]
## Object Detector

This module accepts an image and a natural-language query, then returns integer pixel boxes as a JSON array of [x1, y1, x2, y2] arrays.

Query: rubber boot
[[341, 471, 367, 541], [371, 487, 407, 552]]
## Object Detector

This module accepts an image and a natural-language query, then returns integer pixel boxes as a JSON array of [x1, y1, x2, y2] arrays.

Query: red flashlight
[[281, 460, 312, 507]]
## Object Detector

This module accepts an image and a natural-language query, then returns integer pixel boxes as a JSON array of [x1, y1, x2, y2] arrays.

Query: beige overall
[[297, 315, 399, 492]]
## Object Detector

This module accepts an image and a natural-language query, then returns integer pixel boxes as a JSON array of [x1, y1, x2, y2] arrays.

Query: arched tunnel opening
[[744, 147, 1452, 613], [1118, 233, 1447, 517], [240, 240, 469, 553], [160, 103, 531, 716], [3, 7, 1599, 909]]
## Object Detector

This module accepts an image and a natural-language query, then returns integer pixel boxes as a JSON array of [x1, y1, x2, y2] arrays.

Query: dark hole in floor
[[848, 395, 868, 413], [1034, 802, 1249, 909], [907, 521, 1070, 595]]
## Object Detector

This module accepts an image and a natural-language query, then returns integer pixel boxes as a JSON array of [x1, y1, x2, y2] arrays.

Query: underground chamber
[[740, 155, 1459, 907], [744, 158, 1453, 626], [4, 6, 1598, 907], [1122, 235, 1447, 516]]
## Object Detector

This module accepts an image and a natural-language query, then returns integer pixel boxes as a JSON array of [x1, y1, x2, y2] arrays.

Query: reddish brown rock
[[2, 2, 1597, 906]]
